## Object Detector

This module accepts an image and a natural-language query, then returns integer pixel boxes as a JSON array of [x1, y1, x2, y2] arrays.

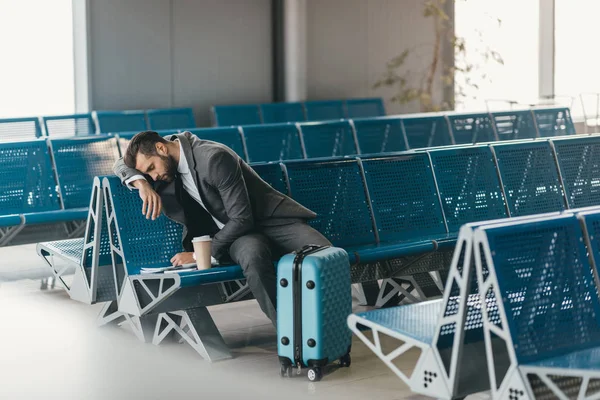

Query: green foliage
[[373, 0, 503, 112]]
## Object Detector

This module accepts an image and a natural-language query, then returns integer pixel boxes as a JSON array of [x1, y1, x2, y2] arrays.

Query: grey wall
[[306, 0, 453, 115], [88, 0, 272, 126]]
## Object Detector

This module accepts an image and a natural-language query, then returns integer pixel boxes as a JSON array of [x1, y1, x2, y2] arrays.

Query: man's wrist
[[132, 179, 149, 189]]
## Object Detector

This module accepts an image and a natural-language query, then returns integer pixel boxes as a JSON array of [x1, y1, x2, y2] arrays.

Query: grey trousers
[[227, 219, 332, 326]]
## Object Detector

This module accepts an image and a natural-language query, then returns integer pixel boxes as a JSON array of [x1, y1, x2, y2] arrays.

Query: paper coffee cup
[[192, 235, 212, 270]]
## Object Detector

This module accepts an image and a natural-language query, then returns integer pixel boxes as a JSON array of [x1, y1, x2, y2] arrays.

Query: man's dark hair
[[124, 131, 168, 169]]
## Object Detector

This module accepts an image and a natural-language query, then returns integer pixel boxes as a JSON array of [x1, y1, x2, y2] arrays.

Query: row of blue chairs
[[118, 106, 576, 164], [0, 107, 195, 140], [0, 106, 580, 247], [37, 132, 600, 362], [0, 137, 120, 245], [349, 208, 600, 399], [211, 98, 386, 126]]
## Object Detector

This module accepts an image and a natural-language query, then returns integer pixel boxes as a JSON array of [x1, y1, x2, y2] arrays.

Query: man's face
[[135, 151, 178, 183]]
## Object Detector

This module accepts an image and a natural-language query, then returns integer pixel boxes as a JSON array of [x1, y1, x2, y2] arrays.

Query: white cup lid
[[192, 235, 212, 242]]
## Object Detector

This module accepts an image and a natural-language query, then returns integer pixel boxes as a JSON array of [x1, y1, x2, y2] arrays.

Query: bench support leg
[[120, 314, 159, 343], [0, 225, 25, 246], [376, 278, 422, 307], [97, 300, 127, 327], [153, 307, 232, 362], [353, 282, 380, 306], [220, 280, 251, 303], [66, 220, 86, 238]]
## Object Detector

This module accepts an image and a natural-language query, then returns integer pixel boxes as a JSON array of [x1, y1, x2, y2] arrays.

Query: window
[[555, 0, 600, 121], [454, 0, 539, 111], [0, 0, 74, 118]]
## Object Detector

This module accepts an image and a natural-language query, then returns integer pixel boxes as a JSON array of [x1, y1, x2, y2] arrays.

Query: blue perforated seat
[[304, 100, 345, 121], [95, 110, 148, 134], [298, 120, 358, 158], [186, 127, 246, 161], [50, 136, 121, 209], [430, 146, 508, 233], [0, 139, 61, 215], [285, 158, 376, 248], [553, 136, 600, 208], [482, 215, 600, 368], [146, 108, 195, 130], [260, 102, 306, 124], [345, 98, 386, 118], [104, 176, 185, 274], [491, 110, 537, 140], [242, 123, 303, 163], [352, 117, 407, 154], [211, 104, 261, 127], [0, 117, 42, 141], [354, 300, 443, 344], [402, 115, 452, 149], [447, 112, 497, 144], [533, 107, 576, 137], [103, 175, 247, 291], [361, 154, 448, 241], [492, 141, 565, 216], [251, 162, 289, 195], [43, 114, 96, 137]]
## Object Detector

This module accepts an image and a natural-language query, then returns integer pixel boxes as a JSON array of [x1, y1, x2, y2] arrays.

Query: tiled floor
[[0, 243, 421, 400]]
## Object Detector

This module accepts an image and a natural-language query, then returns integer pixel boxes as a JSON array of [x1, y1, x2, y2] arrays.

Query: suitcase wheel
[[307, 367, 323, 382], [339, 353, 351, 368]]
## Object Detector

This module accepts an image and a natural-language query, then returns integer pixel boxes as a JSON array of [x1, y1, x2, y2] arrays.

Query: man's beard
[[158, 155, 178, 182]]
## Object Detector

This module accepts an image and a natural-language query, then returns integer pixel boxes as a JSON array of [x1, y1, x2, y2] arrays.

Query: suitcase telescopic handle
[[293, 244, 328, 256]]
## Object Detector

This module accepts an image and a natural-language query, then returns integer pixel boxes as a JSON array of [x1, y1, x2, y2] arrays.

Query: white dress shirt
[[175, 141, 224, 229]]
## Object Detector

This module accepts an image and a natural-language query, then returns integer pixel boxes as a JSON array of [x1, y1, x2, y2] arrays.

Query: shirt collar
[[177, 139, 189, 174]]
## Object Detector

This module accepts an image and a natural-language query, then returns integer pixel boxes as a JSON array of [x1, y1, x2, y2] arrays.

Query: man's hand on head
[[132, 179, 162, 220], [170, 252, 195, 266]]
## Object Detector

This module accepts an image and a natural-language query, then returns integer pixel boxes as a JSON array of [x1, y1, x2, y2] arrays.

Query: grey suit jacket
[[113, 132, 316, 260]]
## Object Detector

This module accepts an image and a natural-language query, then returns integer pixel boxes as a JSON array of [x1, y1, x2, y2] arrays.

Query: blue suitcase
[[277, 245, 352, 382]]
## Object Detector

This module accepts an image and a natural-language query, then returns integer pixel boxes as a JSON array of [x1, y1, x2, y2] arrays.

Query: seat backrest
[[103, 176, 184, 275], [298, 120, 358, 158], [211, 104, 261, 127], [352, 117, 407, 154], [533, 107, 576, 137], [50, 137, 121, 209], [429, 146, 508, 232], [285, 159, 376, 247], [260, 102, 306, 124], [242, 123, 303, 163], [95, 110, 147, 134], [447, 112, 497, 144], [481, 215, 600, 363], [81, 176, 115, 302], [303, 100, 345, 121], [492, 141, 565, 216], [43, 114, 96, 137], [0, 139, 60, 215], [251, 162, 289, 195], [345, 98, 386, 118], [553, 136, 600, 208], [402, 115, 452, 149], [146, 107, 195, 130], [361, 154, 446, 241], [186, 127, 247, 161], [490, 110, 537, 140], [0, 117, 42, 141], [580, 210, 600, 273]]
